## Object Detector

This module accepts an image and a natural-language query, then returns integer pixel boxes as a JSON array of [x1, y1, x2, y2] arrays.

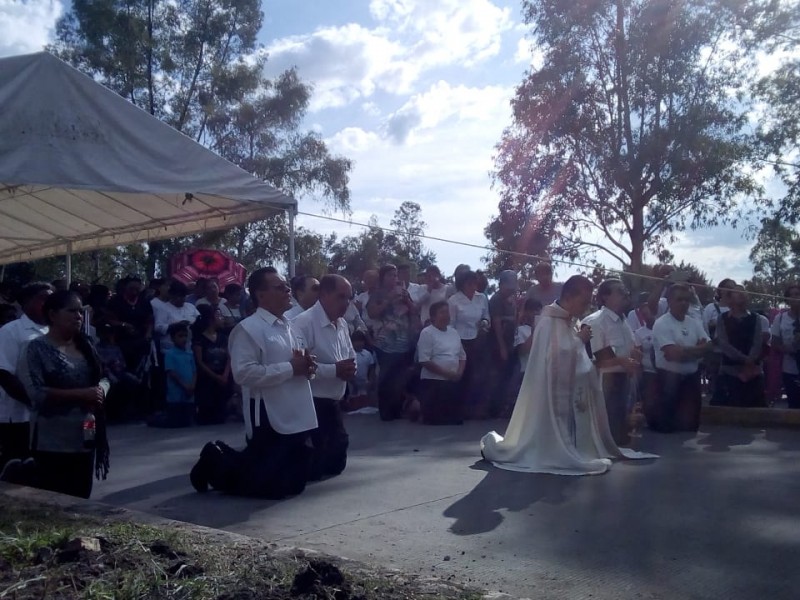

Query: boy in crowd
[[163, 322, 197, 427], [347, 330, 376, 411]]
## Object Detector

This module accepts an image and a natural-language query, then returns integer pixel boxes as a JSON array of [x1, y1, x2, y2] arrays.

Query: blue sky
[[1, 0, 770, 284]]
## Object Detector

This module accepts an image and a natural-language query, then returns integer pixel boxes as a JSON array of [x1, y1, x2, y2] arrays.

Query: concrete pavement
[[94, 417, 800, 599]]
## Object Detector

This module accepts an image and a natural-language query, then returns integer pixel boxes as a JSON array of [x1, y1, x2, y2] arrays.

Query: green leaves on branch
[[487, 0, 783, 276]]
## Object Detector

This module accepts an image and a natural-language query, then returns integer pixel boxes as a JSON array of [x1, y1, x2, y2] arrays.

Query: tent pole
[[66, 243, 73, 286], [288, 208, 296, 278]]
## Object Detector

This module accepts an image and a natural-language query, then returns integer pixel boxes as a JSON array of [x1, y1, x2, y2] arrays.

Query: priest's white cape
[[481, 303, 657, 475]]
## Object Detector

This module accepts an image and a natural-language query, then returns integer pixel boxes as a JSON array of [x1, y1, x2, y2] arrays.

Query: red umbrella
[[170, 249, 247, 287]]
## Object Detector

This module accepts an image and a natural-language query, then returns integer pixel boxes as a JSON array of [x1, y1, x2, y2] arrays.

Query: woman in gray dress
[[18, 290, 110, 498]]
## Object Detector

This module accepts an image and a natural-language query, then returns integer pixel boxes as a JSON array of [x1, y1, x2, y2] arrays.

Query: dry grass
[[0, 496, 483, 600]]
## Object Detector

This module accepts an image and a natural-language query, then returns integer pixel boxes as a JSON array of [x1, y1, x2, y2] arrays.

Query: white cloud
[[302, 82, 516, 274], [384, 80, 512, 143], [370, 0, 514, 68], [0, 0, 63, 57], [264, 0, 515, 111], [262, 23, 416, 111], [362, 101, 382, 117], [327, 127, 382, 154]]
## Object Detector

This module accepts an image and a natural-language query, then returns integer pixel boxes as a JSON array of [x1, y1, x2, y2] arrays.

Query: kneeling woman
[[18, 290, 110, 498]]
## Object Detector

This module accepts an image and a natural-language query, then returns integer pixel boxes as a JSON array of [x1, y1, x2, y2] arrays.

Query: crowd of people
[[0, 258, 796, 497]]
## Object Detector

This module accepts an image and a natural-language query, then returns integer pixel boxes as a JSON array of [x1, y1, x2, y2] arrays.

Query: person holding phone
[[292, 275, 356, 480], [367, 265, 420, 421]]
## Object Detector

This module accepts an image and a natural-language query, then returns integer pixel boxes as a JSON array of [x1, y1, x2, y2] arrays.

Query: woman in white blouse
[[447, 270, 490, 418]]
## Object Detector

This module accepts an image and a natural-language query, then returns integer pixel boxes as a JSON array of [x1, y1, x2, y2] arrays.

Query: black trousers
[[601, 372, 631, 446], [647, 369, 702, 433], [309, 397, 349, 480], [375, 350, 412, 421], [714, 373, 765, 408], [419, 379, 463, 425], [783, 373, 800, 409], [460, 337, 495, 418], [205, 399, 311, 499], [33, 450, 94, 499], [0, 422, 30, 469]]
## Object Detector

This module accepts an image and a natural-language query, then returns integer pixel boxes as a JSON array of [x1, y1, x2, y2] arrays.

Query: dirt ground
[[0, 496, 483, 600]]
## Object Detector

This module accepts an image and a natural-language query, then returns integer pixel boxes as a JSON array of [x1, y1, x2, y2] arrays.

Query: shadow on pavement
[[443, 460, 576, 535]]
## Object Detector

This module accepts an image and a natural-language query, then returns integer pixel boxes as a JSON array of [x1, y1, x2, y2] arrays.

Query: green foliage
[[748, 216, 800, 295], [487, 0, 771, 276], [754, 2, 800, 222], [324, 206, 437, 282], [3, 246, 148, 288]]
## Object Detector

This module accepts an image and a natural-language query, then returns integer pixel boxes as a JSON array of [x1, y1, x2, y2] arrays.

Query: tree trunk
[[629, 197, 645, 291]]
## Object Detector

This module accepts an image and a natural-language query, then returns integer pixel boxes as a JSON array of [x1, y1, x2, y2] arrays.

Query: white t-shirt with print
[[652, 311, 708, 374]]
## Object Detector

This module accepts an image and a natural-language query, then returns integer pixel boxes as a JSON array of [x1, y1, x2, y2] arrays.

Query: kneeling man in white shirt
[[651, 283, 710, 433], [189, 267, 318, 499], [293, 275, 356, 480]]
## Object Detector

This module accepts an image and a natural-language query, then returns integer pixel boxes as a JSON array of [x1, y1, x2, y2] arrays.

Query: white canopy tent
[[0, 52, 298, 280]]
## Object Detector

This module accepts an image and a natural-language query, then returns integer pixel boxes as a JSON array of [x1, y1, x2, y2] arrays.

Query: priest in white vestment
[[481, 276, 656, 475]]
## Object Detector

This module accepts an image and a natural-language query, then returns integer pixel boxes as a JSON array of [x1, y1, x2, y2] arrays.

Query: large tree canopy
[[754, 3, 800, 223], [49, 0, 352, 277], [486, 0, 776, 278]]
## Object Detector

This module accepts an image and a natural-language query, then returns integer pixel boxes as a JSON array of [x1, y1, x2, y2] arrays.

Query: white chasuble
[[481, 303, 657, 475]]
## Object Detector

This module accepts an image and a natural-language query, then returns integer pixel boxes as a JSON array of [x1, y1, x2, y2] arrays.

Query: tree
[[50, 0, 352, 277], [753, 3, 800, 222], [388, 202, 437, 270], [7, 246, 147, 287], [487, 0, 770, 277], [748, 216, 800, 296], [324, 204, 437, 282]]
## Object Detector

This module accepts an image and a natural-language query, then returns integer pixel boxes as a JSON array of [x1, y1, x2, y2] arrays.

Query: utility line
[[296, 209, 792, 304]]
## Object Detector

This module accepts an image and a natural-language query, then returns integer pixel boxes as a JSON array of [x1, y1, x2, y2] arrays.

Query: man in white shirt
[[293, 275, 356, 480], [583, 279, 641, 446], [770, 284, 800, 408], [417, 301, 466, 425], [0, 282, 52, 469], [189, 267, 318, 499], [284, 275, 320, 320], [154, 281, 200, 351], [650, 283, 710, 433]]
